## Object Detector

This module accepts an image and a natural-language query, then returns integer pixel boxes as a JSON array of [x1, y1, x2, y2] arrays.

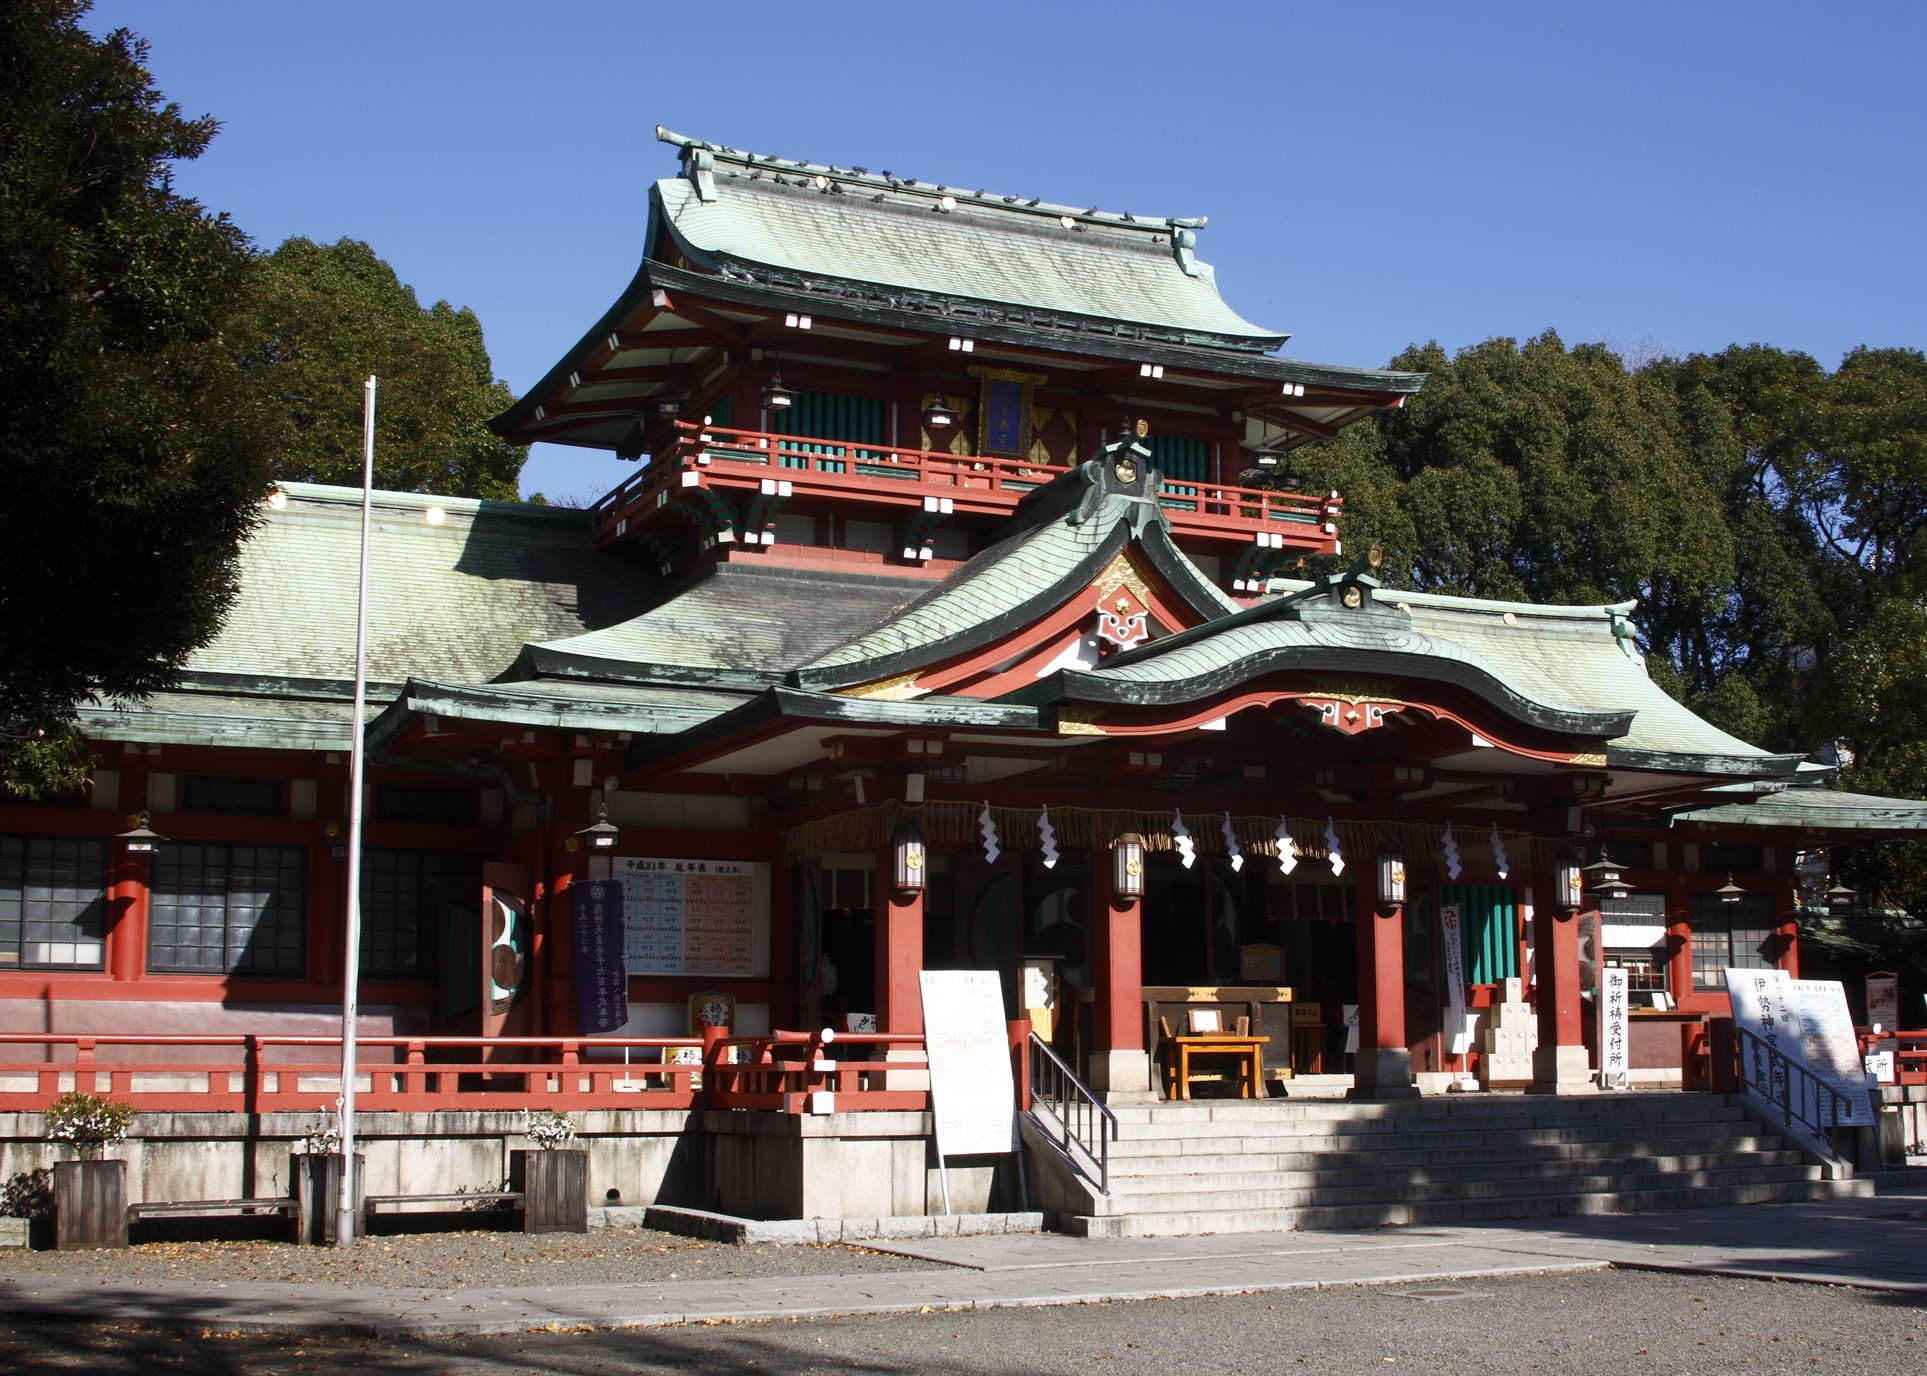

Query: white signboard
[[1867, 972, 1899, 1071], [614, 856, 771, 978], [1342, 1003, 1360, 1055], [1597, 965, 1630, 1086], [1726, 969, 1873, 1129], [919, 970, 1019, 1158]]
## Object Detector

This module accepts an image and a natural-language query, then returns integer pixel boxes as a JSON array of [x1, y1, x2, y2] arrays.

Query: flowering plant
[[43, 1092, 134, 1160], [523, 1107, 576, 1150], [298, 1099, 344, 1155]]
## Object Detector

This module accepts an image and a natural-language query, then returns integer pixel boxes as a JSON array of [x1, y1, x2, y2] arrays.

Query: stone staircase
[[1032, 1093, 1870, 1238]]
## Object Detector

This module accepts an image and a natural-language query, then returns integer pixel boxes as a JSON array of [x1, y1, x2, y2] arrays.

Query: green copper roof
[[369, 678, 755, 747], [653, 173, 1283, 349], [1675, 786, 1927, 835], [92, 483, 652, 751], [791, 450, 1239, 691]]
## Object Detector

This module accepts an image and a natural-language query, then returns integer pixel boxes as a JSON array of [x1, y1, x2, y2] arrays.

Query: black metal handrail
[[1025, 1032, 1119, 1194], [1734, 1024, 1850, 1148]]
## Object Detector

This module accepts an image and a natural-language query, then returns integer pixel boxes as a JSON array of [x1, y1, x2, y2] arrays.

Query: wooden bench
[[127, 1197, 298, 1221], [363, 1190, 522, 1216]]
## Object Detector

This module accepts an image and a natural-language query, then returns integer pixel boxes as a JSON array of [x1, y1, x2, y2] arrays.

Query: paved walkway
[[3, 1188, 1922, 1338]]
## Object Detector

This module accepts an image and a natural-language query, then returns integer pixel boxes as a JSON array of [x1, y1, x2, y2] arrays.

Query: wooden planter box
[[510, 1148, 588, 1233], [292, 1152, 365, 1245], [54, 1158, 127, 1251]]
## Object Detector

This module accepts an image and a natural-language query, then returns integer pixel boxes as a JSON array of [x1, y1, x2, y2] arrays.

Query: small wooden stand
[[510, 1148, 588, 1233], [54, 1158, 127, 1251]]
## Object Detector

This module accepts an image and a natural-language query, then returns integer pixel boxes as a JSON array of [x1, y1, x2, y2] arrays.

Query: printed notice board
[[920, 970, 1019, 1157], [614, 856, 771, 978], [1726, 968, 1873, 1128]]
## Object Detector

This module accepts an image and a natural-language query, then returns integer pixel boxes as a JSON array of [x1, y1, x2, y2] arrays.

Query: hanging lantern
[[921, 397, 958, 431], [1717, 873, 1745, 907], [1825, 881, 1857, 915], [892, 818, 927, 895], [1555, 853, 1585, 912], [760, 372, 796, 412], [574, 800, 620, 852], [1583, 849, 1633, 899], [1112, 831, 1146, 901], [116, 810, 166, 856], [1375, 849, 1406, 907]]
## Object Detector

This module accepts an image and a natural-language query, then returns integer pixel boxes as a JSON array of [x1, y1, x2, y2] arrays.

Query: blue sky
[[88, 2, 1927, 503]]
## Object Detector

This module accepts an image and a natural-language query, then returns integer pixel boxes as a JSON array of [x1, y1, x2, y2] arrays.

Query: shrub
[[43, 1092, 134, 1159]]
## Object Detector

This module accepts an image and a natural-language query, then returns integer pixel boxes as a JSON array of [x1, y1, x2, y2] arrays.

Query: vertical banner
[[1597, 965, 1630, 1087], [919, 970, 1019, 1157], [1438, 903, 1472, 1058], [480, 862, 533, 1042], [571, 878, 629, 1035]]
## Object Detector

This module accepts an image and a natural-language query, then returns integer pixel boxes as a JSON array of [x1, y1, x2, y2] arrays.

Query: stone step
[[1065, 1177, 1873, 1238], [1107, 1148, 1808, 1184], [1094, 1163, 1826, 1215], [1108, 1123, 1778, 1154], [1106, 1135, 1791, 1169], [1106, 1094, 1743, 1125], [1109, 1103, 1747, 1135]]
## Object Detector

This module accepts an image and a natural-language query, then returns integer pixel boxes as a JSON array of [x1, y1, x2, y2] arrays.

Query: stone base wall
[[0, 1109, 700, 1216]]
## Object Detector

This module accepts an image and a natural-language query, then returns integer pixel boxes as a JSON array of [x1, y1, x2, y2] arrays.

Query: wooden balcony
[[591, 422, 1341, 581]]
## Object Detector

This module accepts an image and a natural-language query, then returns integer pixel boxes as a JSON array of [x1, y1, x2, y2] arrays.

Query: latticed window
[[1604, 952, 1668, 994], [0, 835, 107, 969], [360, 850, 479, 979], [149, 843, 305, 974], [1689, 891, 1778, 991]]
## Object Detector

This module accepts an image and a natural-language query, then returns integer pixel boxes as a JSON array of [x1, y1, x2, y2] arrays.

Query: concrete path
[[3, 1188, 1921, 1338]]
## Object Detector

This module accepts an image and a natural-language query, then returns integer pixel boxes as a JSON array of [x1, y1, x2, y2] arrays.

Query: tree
[[0, 1, 276, 795], [227, 237, 526, 498]]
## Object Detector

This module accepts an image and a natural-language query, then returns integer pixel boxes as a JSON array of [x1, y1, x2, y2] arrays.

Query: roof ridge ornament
[[1070, 424, 1167, 535]]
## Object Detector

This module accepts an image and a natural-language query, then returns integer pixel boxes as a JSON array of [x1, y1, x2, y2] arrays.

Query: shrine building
[[5, 126, 1924, 1172]]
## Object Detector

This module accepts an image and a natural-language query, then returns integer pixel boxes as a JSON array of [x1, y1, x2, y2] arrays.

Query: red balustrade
[[0, 1030, 933, 1115]]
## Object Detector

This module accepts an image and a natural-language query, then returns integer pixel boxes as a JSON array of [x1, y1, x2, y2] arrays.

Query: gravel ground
[[1, 1268, 1924, 1374], [0, 1225, 939, 1289]]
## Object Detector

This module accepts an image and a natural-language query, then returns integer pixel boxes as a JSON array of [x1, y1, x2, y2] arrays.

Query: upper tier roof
[[652, 160, 1281, 349]]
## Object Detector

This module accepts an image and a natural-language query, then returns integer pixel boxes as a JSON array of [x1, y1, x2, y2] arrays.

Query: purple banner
[[572, 878, 629, 1034]]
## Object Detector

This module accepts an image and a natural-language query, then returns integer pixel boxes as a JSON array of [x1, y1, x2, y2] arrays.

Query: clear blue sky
[[87, 1, 1927, 504]]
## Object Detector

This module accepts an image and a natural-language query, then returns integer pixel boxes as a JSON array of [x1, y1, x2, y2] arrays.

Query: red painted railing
[[590, 420, 1340, 563], [0, 1030, 934, 1115]]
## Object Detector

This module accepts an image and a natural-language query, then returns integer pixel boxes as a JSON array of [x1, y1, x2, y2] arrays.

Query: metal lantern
[[760, 373, 796, 412], [1375, 849, 1407, 907], [574, 801, 620, 852], [1825, 881, 1857, 915], [892, 818, 926, 895], [1113, 831, 1146, 901], [117, 810, 166, 855], [1555, 854, 1585, 912], [921, 397, 958, 431], [1583, 850, 1633, 899], [1717, 873, 1745, 906]]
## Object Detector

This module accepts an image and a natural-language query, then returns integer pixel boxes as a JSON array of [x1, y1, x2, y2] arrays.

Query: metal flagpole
[[335, 375, 377, 1247]]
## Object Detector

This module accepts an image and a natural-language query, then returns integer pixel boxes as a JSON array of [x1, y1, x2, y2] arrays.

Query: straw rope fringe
[[784, 803, 1558, 879]]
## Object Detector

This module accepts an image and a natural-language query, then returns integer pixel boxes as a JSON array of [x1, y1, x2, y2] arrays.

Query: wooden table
[[1162, 1035, 1269, 1100]]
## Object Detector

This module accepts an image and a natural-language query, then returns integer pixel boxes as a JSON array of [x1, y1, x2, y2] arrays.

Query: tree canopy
[[0, 0, 275, 794], [1290, 334, 1927, 911], [228, 236, 526, 498]]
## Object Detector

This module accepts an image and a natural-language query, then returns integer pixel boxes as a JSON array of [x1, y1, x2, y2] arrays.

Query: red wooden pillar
[[1665, 884, 1693, 1003], [1349, 857, 1417, 1099], [1775, 879, 1800, 977], [1089, 846, 1150, 1100], [874, 848, 923, 1036], [107, 848, 147, 983], [1530, 878, 1594, 1094]]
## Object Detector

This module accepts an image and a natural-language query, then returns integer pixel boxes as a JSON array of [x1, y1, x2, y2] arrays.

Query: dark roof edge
[[1608, 747, 1806, 779], [510, 645, 782, 693], [1006, 642, 1637, 741]]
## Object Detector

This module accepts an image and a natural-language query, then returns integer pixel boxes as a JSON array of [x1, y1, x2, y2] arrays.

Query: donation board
[[1726, 969, 1874, 1128], [614, 857, 771, 978], [1438, 903, 1473, 1057], [919, 970, 1019, 1158]]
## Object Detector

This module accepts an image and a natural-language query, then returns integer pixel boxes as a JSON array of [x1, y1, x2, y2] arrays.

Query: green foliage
[[44, 1091, 134, 1158], [0, 0, 275, 796], [228, 237, 526, 498]]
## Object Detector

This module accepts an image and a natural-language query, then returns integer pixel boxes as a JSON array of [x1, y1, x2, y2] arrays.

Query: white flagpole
[[336, 375, 377, 1247]]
